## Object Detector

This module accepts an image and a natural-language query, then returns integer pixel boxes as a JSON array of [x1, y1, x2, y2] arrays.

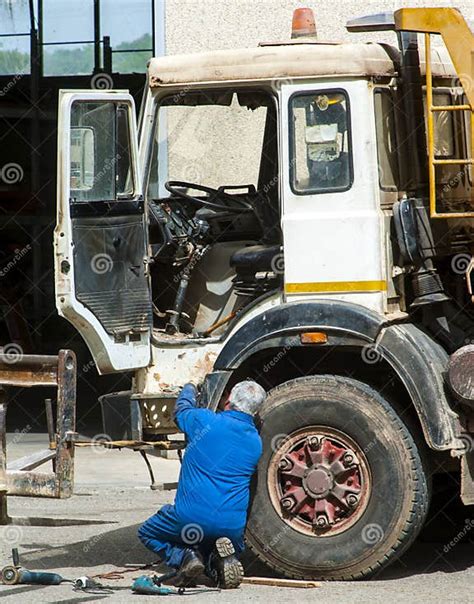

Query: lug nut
[[343, 453, 354, 466], [308, 436, 320, 450], [281, 497, 295, 511], [315, 515, 328, 528], [279, 457, 292, 471], [347, 494, 359, 507]]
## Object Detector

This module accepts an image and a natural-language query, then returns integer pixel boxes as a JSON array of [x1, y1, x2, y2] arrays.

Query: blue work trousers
[[138, 504, 245, 569]]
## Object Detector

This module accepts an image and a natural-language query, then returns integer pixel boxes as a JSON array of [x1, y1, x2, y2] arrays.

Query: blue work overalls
[[138, 384, 263, 568]]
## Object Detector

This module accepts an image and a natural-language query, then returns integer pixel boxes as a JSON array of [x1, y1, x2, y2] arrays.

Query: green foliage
[[0, 45, 30, 76], [112, 34, 153, 73], [0, 33, 153, 76]]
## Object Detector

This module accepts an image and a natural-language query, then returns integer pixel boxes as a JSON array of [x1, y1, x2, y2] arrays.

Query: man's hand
[[174, 382, 212, 439], [185, 380, 200, 389]]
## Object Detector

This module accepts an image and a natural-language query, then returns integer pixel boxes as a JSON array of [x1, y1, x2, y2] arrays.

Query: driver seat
[[230, 244, 281, 272], [230, 244, 282, 297]]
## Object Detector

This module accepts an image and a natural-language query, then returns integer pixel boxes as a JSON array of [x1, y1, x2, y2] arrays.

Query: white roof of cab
[[148, 41, 455, 88]]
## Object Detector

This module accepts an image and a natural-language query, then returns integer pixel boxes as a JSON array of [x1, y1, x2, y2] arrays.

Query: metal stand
[[0, 350, 77, 525]]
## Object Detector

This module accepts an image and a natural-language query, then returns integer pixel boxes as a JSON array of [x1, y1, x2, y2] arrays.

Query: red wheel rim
[[267, 426, 372, 536]]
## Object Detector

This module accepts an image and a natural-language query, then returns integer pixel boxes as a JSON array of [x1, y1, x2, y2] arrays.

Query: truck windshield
[[148, 90, 273, 199]]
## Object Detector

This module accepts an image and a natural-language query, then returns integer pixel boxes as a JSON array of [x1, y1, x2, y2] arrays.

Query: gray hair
[[228, 380, 266, 416]]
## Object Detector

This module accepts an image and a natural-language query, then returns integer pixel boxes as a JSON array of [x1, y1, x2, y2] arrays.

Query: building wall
[[165, 0, 472, 54]]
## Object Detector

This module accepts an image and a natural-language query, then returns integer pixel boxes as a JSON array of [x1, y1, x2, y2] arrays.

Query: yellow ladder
[[395, 8, 474, 219]]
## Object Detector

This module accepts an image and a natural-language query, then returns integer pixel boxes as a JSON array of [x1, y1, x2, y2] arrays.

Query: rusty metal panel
[[54, 350, 77, 498], [6, 471, 57, 498], [0, 353, 59, 387], [0, 349, 77, 524]]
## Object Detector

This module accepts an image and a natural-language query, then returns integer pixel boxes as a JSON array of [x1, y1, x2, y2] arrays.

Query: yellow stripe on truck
[[285, 280, 387, 294]]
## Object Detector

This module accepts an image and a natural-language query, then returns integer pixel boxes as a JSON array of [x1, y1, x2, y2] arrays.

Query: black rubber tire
[[246, 375, 431, 580]]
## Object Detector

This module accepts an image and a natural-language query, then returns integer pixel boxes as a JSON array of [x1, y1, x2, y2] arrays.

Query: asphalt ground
[[0, 434, 472, 603]]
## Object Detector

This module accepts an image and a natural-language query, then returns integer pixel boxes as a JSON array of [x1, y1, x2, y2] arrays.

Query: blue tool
[[132, 575, 184, 596], [1, 549, 67, 586]]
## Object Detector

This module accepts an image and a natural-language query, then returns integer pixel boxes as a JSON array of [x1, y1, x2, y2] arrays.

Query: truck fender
[[376, 323, 461, 451], [205, 301, 462, 452], [215, 300, 386, 369]]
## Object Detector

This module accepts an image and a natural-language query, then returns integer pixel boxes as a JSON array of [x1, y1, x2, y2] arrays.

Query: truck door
[[54, 92, 152, 373], [281, 82, 386, 312]]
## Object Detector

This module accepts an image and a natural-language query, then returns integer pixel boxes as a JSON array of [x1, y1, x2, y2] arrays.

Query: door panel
[[72, 215, 151, 336], [55, 91, 152, 373], [281, 81, 386, 313]]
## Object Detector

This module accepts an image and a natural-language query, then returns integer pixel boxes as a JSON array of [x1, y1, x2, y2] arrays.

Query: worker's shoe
[[175, 548, 205, 586], [207, 537, 244, 589]]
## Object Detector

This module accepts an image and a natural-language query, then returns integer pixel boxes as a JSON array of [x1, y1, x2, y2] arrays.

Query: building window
[[289, 91, 352, 194]]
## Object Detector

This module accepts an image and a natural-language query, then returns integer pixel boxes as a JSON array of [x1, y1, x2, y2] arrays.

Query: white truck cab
[[54, 7, 474, 581]]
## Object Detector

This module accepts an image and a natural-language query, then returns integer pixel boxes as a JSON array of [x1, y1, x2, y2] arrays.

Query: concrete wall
[[165, 1, 472, 54]]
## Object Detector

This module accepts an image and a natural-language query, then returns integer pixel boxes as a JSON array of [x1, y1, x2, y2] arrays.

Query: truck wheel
[[246, 375, 430, 580]]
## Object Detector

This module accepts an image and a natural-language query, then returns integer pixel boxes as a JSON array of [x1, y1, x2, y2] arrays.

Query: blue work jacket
[[173, 384, 263, 532]]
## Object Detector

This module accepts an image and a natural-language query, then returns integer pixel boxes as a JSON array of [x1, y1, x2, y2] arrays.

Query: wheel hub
[[304, 466, 334, 498], [271, 429, 370, 536]]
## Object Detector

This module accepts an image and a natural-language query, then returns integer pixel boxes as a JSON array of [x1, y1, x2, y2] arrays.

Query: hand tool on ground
[[131, 568, 221, 596], [0, 548, 71, 586], [132, 574, 185, 596]]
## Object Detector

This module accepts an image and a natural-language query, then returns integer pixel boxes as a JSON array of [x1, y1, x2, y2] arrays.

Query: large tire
[[246, 375, 430, 580]]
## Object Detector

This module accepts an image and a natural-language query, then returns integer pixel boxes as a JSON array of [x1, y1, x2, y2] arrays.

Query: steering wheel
[[164, 181, 253, 213]]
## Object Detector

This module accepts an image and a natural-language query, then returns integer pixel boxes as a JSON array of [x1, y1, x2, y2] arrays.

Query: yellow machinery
[[395, 8, 474, 220]]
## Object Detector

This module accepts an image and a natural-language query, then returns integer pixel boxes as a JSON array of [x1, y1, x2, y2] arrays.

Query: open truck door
[[54, 91, 152, 373]]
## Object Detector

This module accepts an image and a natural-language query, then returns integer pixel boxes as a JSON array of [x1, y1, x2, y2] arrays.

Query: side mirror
[[393, 199, 421, 264], [70, 127, 95, 191]]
